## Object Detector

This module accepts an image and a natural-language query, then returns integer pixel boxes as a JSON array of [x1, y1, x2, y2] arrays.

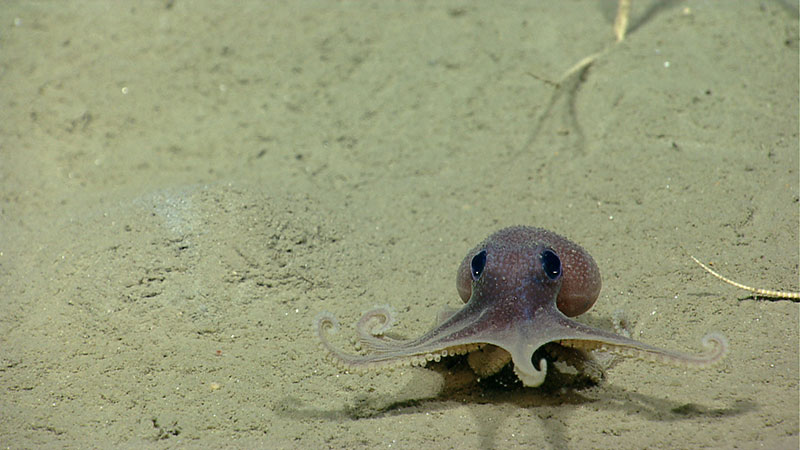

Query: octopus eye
[[540, 249, 561, 280], [471, 250, 487, 280]]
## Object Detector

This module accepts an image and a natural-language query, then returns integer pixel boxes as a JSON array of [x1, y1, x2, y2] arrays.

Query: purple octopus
[[316, 226, 727, 387]]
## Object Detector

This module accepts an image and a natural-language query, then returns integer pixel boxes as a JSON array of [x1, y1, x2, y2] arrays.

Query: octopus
[[316, 226, 728, 387]]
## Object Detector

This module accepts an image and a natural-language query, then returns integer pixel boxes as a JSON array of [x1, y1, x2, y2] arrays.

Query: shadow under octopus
[[316, 226, 728, 388]]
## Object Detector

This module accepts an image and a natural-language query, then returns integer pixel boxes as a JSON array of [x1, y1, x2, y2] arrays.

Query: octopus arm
[[559, 332, 729, 368], [352, 306, 410, 351], [315, 311, 484, 373]]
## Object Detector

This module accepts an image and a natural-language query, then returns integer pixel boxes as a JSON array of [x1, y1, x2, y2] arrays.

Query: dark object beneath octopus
[[316, 226, 727, 388]]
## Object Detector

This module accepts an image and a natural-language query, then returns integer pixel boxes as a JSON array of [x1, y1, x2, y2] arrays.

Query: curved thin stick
[[691, 256, 800, 300], [614, 0, 632, 42]]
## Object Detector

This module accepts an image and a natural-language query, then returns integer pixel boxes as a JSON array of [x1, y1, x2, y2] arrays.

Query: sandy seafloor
[[1, 1, 798, 449]]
